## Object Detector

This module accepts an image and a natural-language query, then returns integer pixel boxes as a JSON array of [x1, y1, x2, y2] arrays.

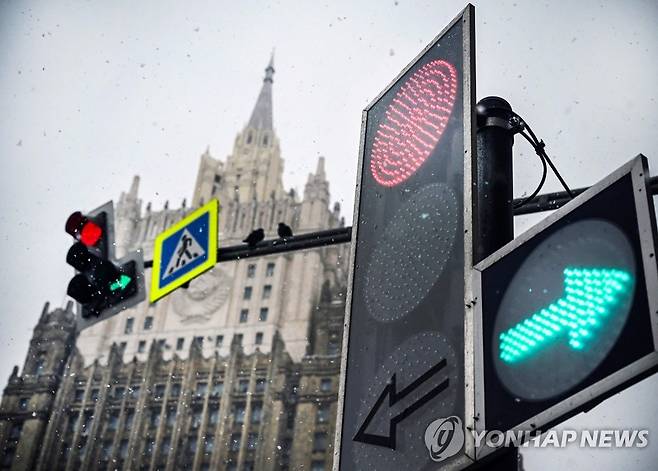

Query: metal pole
[[471, 96, 518, 470], [475, 96, 515, 264]]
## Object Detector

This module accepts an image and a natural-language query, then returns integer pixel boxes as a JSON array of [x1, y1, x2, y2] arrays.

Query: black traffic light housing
[[337, 6, 476, 469], [65, 201, 145, 330], [473, 155, 658, 459]]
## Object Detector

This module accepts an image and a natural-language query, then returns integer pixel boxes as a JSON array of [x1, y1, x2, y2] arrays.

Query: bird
[[277, 222, 293, 239], [243, 228, 265, 248]]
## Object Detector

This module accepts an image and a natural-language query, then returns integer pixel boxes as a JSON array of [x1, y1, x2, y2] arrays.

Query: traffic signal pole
[[474, 96, 516, 265], [469, 96, 518, 470]]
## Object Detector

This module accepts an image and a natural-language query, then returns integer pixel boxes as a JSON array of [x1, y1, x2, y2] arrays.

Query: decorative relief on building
[[172, 266, 232, 323]]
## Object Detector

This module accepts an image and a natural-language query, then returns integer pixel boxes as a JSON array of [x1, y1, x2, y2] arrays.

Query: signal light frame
[[472, 155, 658, 459], [65, 201, 145, 331]]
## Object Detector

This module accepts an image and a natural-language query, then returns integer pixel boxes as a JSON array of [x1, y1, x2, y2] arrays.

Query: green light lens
[[499, 267, 634, 364]]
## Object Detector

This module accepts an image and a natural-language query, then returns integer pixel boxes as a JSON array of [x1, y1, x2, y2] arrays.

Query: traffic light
[[65, 201, 145, 330], [473, 155, 658, 458], [337, 6, 475, 470]]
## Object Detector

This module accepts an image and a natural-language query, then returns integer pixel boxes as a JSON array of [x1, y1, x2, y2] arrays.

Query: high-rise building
[[0, 56, 349, 471]]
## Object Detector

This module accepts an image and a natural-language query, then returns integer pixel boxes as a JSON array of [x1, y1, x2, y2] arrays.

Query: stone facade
[[0, 56, 348, 471]]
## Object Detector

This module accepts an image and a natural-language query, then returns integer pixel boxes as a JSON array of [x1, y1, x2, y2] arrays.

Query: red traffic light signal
[[65, 210, 106, 254], [64, 201, 145, 329]]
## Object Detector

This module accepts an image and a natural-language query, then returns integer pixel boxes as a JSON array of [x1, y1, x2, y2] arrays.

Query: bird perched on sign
[[243, 228, 265, 248], [278, 222, 293, 239]]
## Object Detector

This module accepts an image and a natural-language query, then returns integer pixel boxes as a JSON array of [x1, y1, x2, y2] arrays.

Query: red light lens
[[80, 221, 102, 246], [370, 59, 458, 187]]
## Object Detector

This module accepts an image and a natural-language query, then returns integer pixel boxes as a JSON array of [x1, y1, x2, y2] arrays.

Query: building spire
[[247, 52, 275, 131]]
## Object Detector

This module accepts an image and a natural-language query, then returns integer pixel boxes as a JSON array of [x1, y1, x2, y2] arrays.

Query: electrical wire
[[510, 113, 574, 209], [514, 131, 548, 209]]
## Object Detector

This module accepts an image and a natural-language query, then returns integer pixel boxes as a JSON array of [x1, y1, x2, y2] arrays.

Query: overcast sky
[[1, 0, 657, 469]]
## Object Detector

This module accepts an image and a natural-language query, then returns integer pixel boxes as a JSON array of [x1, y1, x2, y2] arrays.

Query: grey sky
[[1, 0, 657, 469]]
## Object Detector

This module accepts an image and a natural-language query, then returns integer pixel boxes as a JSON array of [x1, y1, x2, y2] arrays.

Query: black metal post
[[475, 96, 516, 264], [471, 96, 518, 469]]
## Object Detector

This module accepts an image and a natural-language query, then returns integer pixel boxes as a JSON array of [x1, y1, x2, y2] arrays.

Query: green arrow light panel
[[109, 274, 132, 293], [499, 267, 634, 364]]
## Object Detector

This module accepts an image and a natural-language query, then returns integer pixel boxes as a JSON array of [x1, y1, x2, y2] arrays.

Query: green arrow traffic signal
[[499, 267, 634, 364], [109, 274, 132, 293]]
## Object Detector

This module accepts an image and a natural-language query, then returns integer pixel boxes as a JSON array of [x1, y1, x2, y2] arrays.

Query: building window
[[237, 379, 249, 394], [90, 388, 99, 402], [130, 385, 140, 399], [191, 408, 203, 429], [230, 433, 241, 451], [313, 432, 327, 452], [81, 411, 93, 435], [74, 388, 85, 402], [124, 410, 135, 430], [247, 264, 256, 278], [161, 437, 171, 455], [149, 408, 160, 428], [320, 378, 332, 392], [34, 355, 46, 375], [255, 332, 264, 345], [317, 404, 330, 424], [255, 378, 266, 393], [239, 309, 249, 323], [262, 285, 272, 299], [196, 382, 208, 397], [193, 336, 203, 347], [119, 439, 129, 459], [214, 174, 221, 183], [235, 333, 243, 345], [204, 435, 214, 453], [154, 384, 166, 399], [176, 337, 184, 350], [170, 383, 181, 397], [143, 316, 154, 330], [263, 134, 269, 146], [119, 341, 127, 350], [209, 405, 220, 425], [124, 317, 134, 334], [166, 408, 176, 427], [311, 461, 325, 471], [157, 339, 166, 349], [215, 335, 224, 347], [18, 398, 28, 410], [247, 432, 259, 450], [137, 341, 146, 353], [100, 440, 113, 462], [327, 339, 340, 356], [9, 423, 22, 440], [243, 287, 253, 300], [266, 263, 275, 277], [258, 308, 268, 322], [251, 403, 262, 424], [108, 411, 119, 430], [211, 382, 224, 397], [232, 403, 246, 424], [246, 132, 253, 144], [187, 437, 197, 454], [114, 386, 125, 399]]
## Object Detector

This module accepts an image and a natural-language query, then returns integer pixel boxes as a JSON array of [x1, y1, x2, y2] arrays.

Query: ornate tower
[[0, 302, 76, 470]]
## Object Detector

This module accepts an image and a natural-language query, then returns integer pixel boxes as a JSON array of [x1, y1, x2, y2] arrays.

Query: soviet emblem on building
[[172, 266, 232, 323]]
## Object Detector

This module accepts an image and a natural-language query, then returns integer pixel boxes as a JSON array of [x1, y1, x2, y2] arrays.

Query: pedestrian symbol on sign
[[164, 228, 206, 277], [150, 199, 219, 303]]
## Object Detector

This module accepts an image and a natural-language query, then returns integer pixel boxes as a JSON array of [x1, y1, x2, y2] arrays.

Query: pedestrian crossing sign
[[150, 199, 219, 302]]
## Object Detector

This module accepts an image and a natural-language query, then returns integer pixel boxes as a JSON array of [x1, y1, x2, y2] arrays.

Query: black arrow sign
[[353, 358, 450, 449]]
